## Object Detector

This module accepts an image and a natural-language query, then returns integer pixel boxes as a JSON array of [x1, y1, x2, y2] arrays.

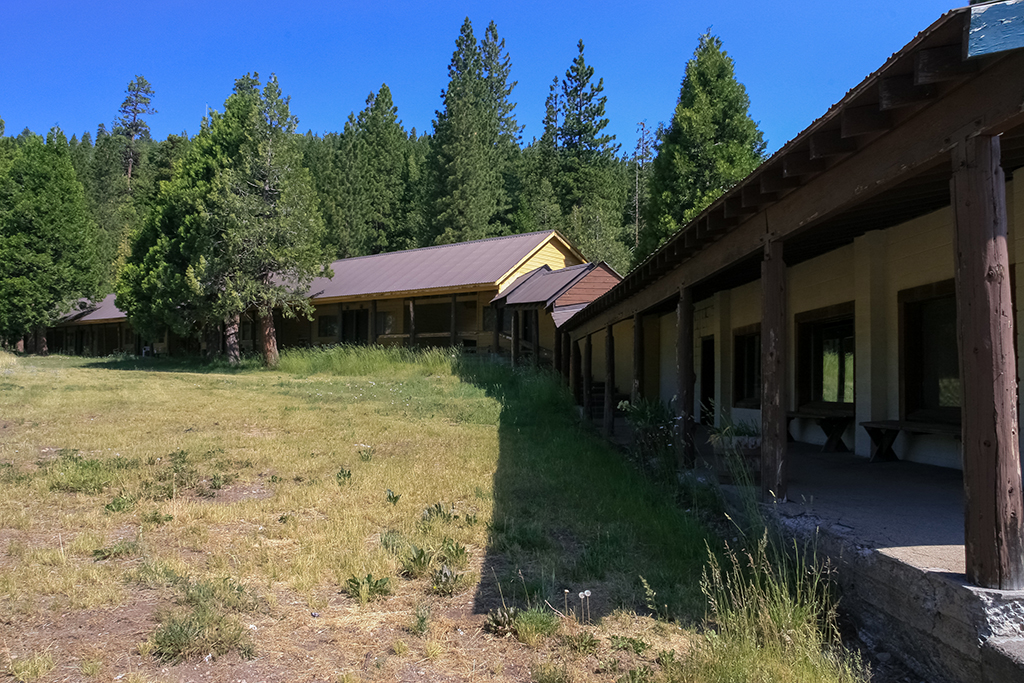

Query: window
[[796, 303, 854, 407], [733, 325, 761, 408], [318, 315, 338, 339], [376, 311, 394, 336], [900, 281, 959, 423]]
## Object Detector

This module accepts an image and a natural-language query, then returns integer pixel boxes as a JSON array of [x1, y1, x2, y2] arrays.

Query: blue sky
[[1, 0, 952, 155]]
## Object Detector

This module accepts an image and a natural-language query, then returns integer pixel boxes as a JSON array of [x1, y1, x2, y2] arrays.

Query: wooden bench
[[787, 405, 855, 452], [860, 419, 962, 462]]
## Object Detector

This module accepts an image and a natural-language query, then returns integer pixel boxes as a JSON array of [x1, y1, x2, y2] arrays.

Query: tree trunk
[[225, 312, 241, 366], [260, 312, 279, 367], [35, 328, 48, 356]]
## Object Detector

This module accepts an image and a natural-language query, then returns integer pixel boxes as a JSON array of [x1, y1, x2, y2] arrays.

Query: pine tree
[[428, 18, 519, 245], [114, 75, 156, 190], [639, 31, 765, 264], [0, 129, 100, 345], [538, 40, 631, 274], [348, 84, 412, 254]]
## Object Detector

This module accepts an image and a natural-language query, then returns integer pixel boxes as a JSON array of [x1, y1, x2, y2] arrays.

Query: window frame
[[898, 279, 960, 424], [732, 323, 761, 409], [795, 301, 855, 409]]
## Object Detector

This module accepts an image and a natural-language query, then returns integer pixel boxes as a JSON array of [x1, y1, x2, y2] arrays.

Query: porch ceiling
[[566, 2, 1024, 336]]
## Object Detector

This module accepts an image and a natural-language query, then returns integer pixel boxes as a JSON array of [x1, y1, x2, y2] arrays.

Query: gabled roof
[[59, 294, 126, 324], [552, 303, 589, 328], [309, 231, 582, 301], [491, 262, 596, 309]]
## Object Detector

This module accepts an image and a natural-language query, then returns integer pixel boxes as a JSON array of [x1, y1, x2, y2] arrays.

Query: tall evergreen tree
[[428, 18, 519, 245], [639, 31, 765, 265], [540, 40, 631, 274], [347, 84, 413, 254], [0, 129, 100, 345], [114, 75, 157, 190], [118, 73, 328, 366]]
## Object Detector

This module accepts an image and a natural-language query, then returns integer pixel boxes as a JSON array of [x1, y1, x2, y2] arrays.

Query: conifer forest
[[0, 20, 765, 347]]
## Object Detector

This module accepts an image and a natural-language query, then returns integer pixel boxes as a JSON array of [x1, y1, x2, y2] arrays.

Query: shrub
[[149, 606, 254, 663], [513, 606, 560, 646], [401, 545, 434, 579], [346, 573, 391, 605]]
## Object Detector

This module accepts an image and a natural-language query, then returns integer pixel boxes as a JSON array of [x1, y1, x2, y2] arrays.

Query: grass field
[[0, 347, 867, 682]]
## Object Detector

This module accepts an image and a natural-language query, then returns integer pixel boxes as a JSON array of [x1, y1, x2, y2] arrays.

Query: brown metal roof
[[59, 294, 127, 324], [309, 231, 564, 301], [492, 263, 596, 308], [552, 303, 589, 328]]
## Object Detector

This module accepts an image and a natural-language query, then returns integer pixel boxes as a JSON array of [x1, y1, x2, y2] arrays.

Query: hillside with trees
[[0, 21, 763, 357]]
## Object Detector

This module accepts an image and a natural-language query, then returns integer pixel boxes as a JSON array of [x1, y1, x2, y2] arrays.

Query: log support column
[[582, 335, 593, 419], [562, 330, 572, 382], [369, 300, 377, 345], [570, 336, 581, 400], [450, 295, 458, 346], [761, 239, 788, 502], [492, 306, 501, 354], [337, 303, 345, 345], [511, 310, 520, 367], [408, 299, 416, 348], [553, 329, 563, 378], [532, 310, 541, 367], [952, 134, 1024, 590], [677, 287, 695, 468], [604, 324, 615, 437], [632, 312, 645, 403]]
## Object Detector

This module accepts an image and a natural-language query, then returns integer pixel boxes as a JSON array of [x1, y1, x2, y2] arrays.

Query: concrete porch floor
[[773, 442, 966, 576]]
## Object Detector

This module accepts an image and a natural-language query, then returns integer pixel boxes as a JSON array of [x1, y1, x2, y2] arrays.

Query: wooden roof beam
[[783, 150, 826, 177], [810, 129, 858, 159], [841, 105, 892, 137], [742, 183, 777, 208], [723, 195, 757, 219], [915, 44, 977, 84], [760, 166, 803, 193], [879, 74, 938, 110]]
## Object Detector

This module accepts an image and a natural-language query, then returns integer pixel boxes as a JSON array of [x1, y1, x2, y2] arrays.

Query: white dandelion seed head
[[584, 590, 591, 597], [578, 592, 585, 599]]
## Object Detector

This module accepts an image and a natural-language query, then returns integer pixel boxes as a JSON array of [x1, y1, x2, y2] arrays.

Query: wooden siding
[[556, 265, 620, 306], [499, 239, 583, 291]]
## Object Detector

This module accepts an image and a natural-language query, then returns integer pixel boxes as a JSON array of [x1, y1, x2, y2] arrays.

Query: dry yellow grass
[[0, 350, 865, 683]]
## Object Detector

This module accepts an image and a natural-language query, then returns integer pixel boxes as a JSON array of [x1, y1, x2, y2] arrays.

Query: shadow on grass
[[454, 357, 714, 625], [75, 354, 266, 375]]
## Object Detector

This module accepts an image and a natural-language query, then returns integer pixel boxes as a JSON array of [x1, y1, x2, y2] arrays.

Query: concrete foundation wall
[[777, 511, 1024, 683]]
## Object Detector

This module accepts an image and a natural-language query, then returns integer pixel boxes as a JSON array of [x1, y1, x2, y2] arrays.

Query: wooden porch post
[[408, 299, 416, 347], [677, 287, 695, 468], [337, 303, 345, 344], [952, 134, 1024, 590], [492, 306, 501, 354], [562, 330, 572, 382], [532, 310, 541, 368], [511, 310, 521, 367], [604, 324, 615, 437], [582, 335, 593, 419], [553, 328, 563, 378], [369, 300, 377, 345], [632, 312, 645, 403], [761, 240, 788, 502], [450, 295, 458, 346], [569, 335, 580, 395]]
